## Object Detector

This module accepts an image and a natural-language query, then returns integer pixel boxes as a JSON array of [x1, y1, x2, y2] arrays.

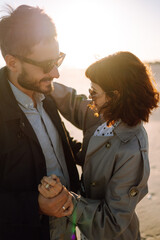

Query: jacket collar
[[86, 121, 143, 158], [114, 121, 143, 143], [0, 67, 61, 146], [9, 80, 45, 110], [0, 67, 23, 121]]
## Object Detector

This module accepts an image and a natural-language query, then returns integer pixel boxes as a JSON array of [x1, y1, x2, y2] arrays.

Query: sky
[[0, 0, 160, 68]]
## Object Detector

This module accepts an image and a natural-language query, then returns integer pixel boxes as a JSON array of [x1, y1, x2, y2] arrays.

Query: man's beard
[[17, 68, 54, 94]]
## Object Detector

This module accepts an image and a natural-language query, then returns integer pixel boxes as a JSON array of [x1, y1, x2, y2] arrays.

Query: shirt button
[[105, 142, 111, 148], [129, 187, 139, 197]]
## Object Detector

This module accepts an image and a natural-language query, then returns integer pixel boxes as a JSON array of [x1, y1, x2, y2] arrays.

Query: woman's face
[[89, 82, 110, 111]]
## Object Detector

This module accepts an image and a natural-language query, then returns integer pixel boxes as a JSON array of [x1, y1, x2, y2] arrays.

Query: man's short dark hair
[[0, 5, 57, 58]]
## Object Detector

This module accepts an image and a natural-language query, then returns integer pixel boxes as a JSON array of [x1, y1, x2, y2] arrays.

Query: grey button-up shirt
[[9, 80, 69, 187]]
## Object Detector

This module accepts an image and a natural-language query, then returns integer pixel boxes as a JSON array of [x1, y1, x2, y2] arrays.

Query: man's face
[[17, 40, 60, 94], [17, 66, 54, 94]]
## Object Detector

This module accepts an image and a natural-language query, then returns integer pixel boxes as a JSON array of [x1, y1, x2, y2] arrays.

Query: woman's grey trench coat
[[52, 82, 150, 240]]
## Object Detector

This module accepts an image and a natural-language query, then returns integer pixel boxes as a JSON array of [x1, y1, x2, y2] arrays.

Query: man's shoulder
[[0, 66, 8, 101], [44, 94, 57, 108], [0, 66, 8, 90], [43, 94, 60, 120], [0, 66, 7, 77]]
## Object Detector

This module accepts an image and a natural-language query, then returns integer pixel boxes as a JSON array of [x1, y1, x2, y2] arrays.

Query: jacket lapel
[[86, 135, 114, 157], [43, 96, 68, 141], [43, 95, 79, 192], [0, 67, 41, 146]]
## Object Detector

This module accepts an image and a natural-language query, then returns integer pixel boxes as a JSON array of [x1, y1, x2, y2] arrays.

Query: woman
[[39, 51, 159, 239]]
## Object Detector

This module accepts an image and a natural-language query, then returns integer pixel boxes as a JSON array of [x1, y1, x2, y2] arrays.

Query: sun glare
[[48, 1, 127, 68], [0, 0, 159, 68]]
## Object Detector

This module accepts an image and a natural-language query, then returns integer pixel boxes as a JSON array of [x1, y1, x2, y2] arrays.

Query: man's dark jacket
[[0, 67, 79, 240]]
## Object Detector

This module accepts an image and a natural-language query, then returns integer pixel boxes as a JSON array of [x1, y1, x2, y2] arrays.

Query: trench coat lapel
[[86, 122, 143, 160], [86, 135, 114, 157]]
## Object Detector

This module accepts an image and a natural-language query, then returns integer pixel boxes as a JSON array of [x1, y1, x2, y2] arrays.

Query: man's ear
[[5, 54, 19, 72]]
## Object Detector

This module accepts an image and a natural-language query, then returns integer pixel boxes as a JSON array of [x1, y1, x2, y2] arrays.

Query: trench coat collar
[[114, 121, 143, 143], [86, 121, 143, 157]]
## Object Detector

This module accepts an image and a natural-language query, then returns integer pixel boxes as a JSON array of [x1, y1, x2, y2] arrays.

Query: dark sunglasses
[[13, 52, 66, 73]]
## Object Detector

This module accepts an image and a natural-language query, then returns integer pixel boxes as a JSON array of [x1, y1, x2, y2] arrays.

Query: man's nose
[[48, 66, 60, 78]]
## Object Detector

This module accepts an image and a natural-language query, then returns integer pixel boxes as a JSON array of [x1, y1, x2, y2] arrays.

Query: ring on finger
[[62, 206, 66, 211], [45, 183, 50, 189]]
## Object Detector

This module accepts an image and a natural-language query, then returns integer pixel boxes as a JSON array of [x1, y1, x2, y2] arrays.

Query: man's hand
[[38, 175, 63, 198], [38, 186, 74, 217]]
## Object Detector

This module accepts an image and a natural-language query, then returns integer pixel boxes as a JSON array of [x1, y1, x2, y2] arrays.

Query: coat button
[[105, 142, 111, 148], [91, 182, 96, 187], [129, 187, 139, 197], [20, 122, 25, 127]]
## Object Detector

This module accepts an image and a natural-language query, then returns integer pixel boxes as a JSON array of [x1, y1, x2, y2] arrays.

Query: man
[[0, 5, 79, 240]]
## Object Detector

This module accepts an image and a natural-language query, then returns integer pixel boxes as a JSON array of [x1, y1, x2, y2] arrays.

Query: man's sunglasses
[[13, 52, 66, 73]]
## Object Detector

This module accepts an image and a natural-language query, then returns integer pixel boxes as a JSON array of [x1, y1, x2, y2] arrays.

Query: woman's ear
[[5, 54, 19, 72]]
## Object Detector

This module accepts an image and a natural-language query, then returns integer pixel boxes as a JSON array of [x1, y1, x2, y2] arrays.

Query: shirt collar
[[8, 80, 45, 109]]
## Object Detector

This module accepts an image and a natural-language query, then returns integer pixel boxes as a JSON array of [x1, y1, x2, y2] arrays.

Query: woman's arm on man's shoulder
[[51, 82, 91, 130]]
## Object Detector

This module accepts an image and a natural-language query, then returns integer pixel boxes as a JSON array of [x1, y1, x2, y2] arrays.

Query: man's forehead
[[28, 39, 59, 60]]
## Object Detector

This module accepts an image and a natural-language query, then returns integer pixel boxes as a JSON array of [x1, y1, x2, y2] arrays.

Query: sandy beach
[[136, 107, 160, 240], [136, 63, 160, 240], [59, 63, 160, 239]]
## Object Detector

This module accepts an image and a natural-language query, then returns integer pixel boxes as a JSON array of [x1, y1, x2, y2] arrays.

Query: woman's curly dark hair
[[85, 51, 159, 126]]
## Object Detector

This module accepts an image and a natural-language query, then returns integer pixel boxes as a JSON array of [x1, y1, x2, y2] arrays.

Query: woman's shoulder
[[114, 122, 147, 144], [114, 122, 148, 161]]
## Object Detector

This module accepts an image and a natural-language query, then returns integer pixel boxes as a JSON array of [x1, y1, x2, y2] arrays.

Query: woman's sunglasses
[[89, 88, 105, 99]]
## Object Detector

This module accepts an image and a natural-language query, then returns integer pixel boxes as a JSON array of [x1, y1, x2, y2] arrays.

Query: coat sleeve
[[51, 82, 99, 132], [68, 142, 149, 239]]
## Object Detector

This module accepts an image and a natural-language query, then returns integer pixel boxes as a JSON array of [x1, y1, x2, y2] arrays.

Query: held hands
[[38, 174, 74, 217], [38, 175, 63, 198]]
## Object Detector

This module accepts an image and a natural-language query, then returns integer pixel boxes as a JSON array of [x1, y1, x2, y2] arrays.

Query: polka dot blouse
[[94, 120, 121, 137]]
